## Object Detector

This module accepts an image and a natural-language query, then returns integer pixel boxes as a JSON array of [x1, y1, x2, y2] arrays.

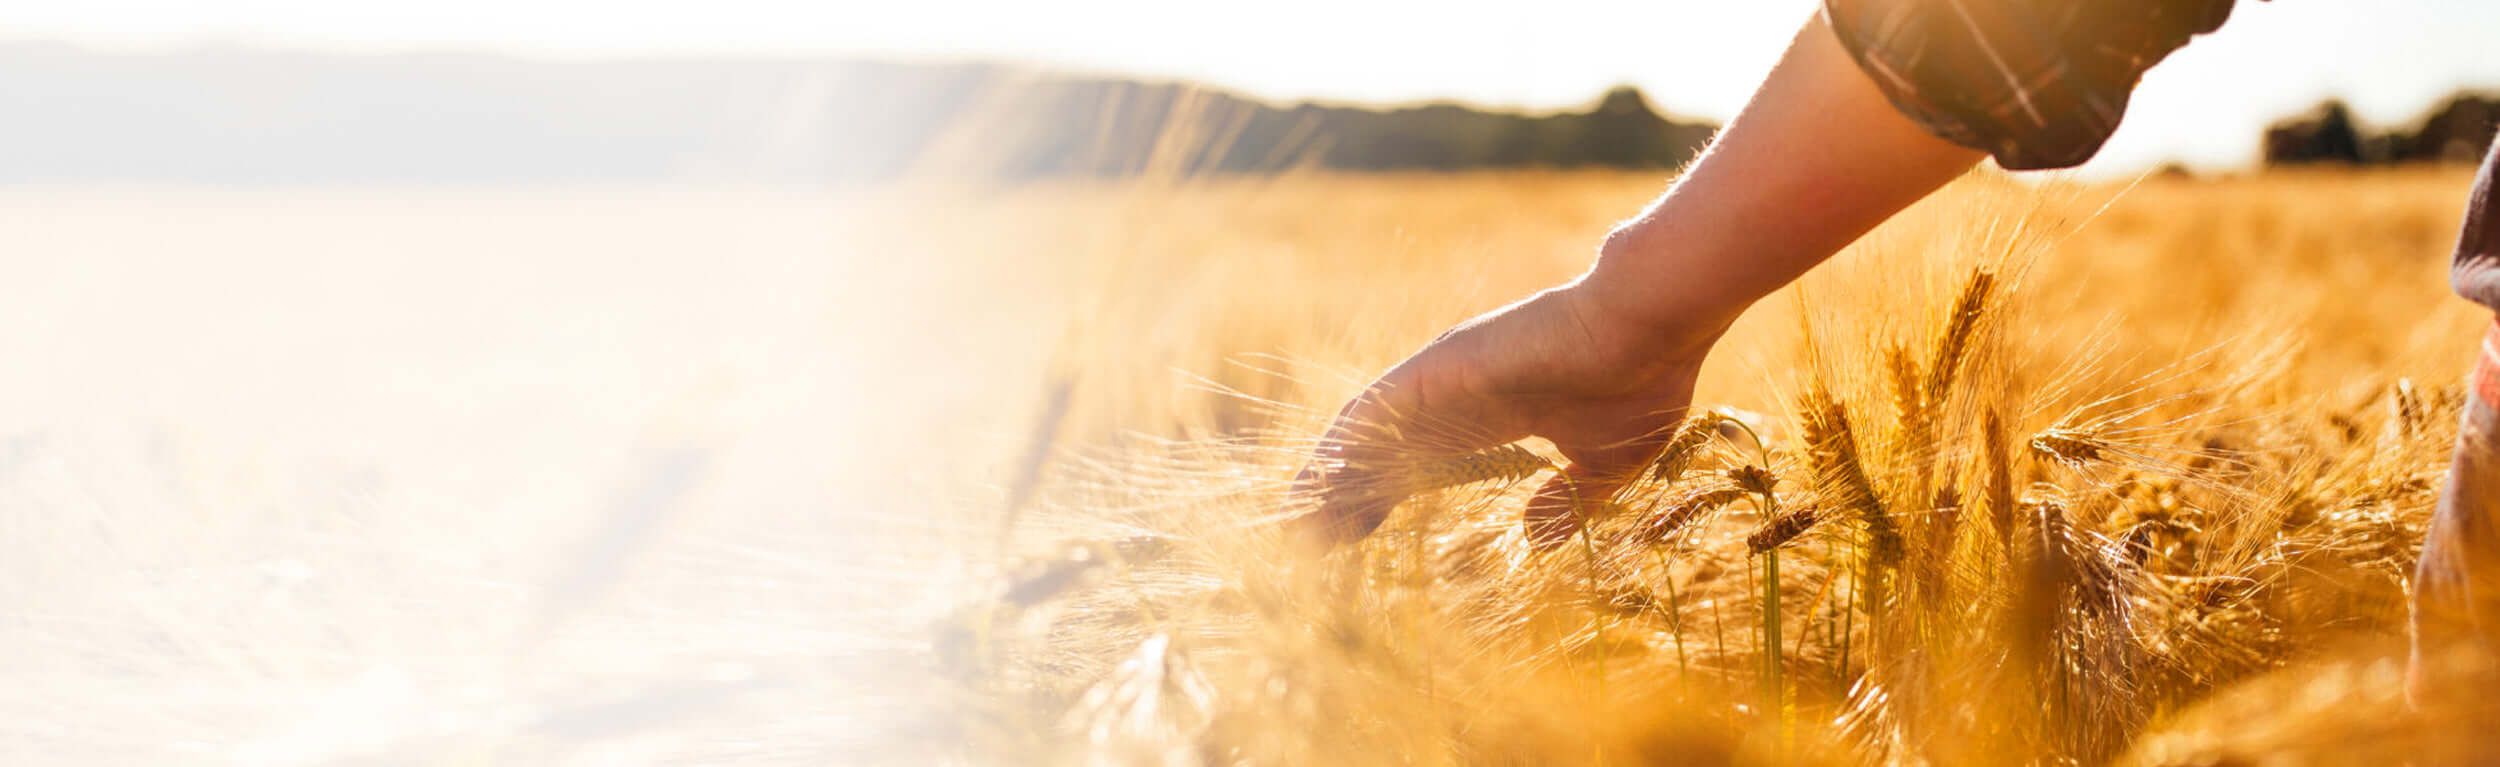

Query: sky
[[10, 0, 2500, 176]]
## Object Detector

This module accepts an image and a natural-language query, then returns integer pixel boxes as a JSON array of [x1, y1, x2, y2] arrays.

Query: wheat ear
[[1647, 413, 1720, 485], [1925, 267, 1994, 400], [1802, 388, 1902, 566], [1747, 505, 1824, 555], [1411, 443, 1553, 493]]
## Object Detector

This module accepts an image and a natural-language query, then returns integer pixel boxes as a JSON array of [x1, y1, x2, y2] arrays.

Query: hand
[[1292, 278, 1721, 548]]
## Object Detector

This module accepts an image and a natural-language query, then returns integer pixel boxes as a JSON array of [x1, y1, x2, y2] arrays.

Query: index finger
[[1286, 380, 1417, 546], [1288, 371, 1502, 546]]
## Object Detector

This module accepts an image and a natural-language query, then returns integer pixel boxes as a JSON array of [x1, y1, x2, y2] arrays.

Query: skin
[[1295, 14, 1980, 546], [1299, 6, 2497, 702]]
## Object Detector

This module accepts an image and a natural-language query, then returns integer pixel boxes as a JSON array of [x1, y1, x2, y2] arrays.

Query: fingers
[[1286, 459, 1395, 546], [1523, 457, 1652, 549], [1522, 414, 1681, 549], [1287, 378, 1431, 548]]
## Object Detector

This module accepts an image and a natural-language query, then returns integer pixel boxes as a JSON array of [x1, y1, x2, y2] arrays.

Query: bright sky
[[11, 0, 2500, 176]]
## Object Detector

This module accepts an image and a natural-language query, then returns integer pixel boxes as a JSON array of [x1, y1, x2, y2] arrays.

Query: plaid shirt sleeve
[[1821, 0, 2239, 170]]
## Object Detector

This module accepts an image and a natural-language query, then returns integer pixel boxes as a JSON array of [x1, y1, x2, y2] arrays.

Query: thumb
[[1522, 423, 1676, 548], [1523, 459, 1643, 549]]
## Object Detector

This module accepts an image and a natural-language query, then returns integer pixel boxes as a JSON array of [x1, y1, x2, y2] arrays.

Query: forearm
[[1582, 13, 1983, 340]]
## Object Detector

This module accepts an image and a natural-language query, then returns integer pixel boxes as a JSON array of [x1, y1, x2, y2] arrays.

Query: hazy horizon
[[13, 0, 2500, 177], [7, 4, 2498, 764]]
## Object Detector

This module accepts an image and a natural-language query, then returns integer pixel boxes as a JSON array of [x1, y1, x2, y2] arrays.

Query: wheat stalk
[[1647, 413, 1721, 485], [1886, 343, 1930, 446], [2031, 426, 2112, 468], [2393, 378, 2425, 443], [1725, 464, 1779, 497], [1641, 486, 1746, 545], [1801, 387, 1902, 566], [1925, 267, 1994, 400], [1747, 505, 1824, 555], [1411, 443, 1553, 493]]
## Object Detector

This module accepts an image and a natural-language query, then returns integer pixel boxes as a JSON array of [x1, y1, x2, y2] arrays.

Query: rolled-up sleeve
[[1822, 0, 2238, 170]]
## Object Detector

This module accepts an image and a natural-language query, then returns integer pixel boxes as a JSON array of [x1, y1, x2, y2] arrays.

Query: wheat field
[[905, 167, 2499, 765], [6, 169, 2492, 764]]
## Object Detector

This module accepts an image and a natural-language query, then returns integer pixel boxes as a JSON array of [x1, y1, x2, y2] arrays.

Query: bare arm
[[1585, 13, 1984, 343], [1298, 13, 1982, 545]]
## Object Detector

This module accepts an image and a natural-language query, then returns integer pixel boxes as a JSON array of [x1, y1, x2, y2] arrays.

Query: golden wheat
[[1746, 505, 1824, 555], [2031, 425, 2113, 467], [1410, 442, 1553, 493], [1640, 486, 1749, 546], [1800, 388, 1903, 566], [1648, 413, 1723, 485], [912, 169, 2486, 767], [1925, 267, 1994, 400]]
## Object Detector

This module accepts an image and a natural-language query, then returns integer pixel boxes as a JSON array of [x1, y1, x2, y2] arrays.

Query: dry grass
[[906, 167, 2500, 765], [4, 168, 2488, 764]]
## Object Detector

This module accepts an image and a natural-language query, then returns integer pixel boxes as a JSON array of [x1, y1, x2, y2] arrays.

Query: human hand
[[1290, 278, 1721, 548]]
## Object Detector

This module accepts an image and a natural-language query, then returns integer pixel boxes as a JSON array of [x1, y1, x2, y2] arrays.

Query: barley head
[[1885, 343, 1930, 445], [1647, 413, 1721, 485], [1641, 486, 1746, 545], [2030, 426, 2111, 468], [1800, 387, 1902, 565], [1726, 464, 1779, 497], [2393, 378, 2425, 443], [1925, 267, 1995, 400], [1746, 505, 1824, 555], [1410, 443, 1553, 493]]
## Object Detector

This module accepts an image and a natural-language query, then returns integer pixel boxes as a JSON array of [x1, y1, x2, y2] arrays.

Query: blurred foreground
[[4, 169, 2491, 764]]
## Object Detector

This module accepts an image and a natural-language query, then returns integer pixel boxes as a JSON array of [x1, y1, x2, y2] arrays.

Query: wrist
[[1577, 223, 1746, 354]]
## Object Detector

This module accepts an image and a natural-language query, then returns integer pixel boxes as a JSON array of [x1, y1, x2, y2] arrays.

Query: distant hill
[[2264, 93, 2499, 166], [18, 42, 2483, 183], [0, 43, 1717, 184], [911, 77, 1719, 178]]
